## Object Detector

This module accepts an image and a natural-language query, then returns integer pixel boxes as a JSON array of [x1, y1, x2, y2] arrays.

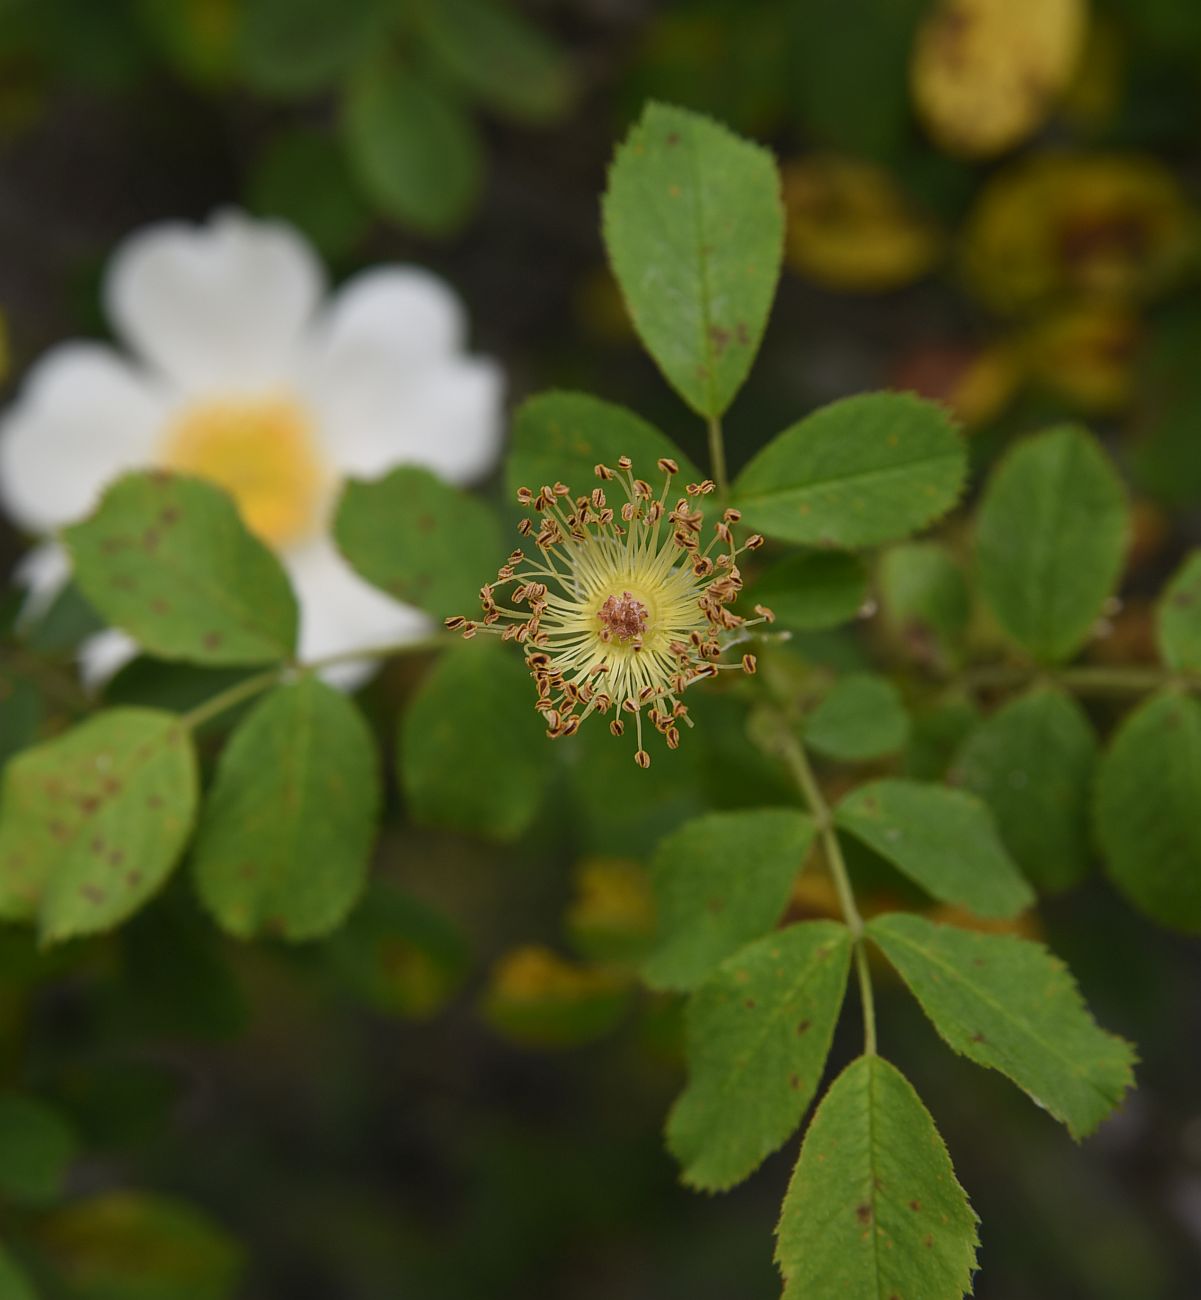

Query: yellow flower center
[[159, 395, 329, 549]]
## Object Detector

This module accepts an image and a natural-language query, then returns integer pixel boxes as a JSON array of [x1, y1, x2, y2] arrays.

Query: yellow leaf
[[961, 153, 1197, 314], [1019, 301, 1139, 413], [911, 0, 1087, 158], [782, 156, 941, 293]]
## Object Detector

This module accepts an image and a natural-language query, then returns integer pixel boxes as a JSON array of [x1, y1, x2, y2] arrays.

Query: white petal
[[78, 628, 139, 694], [308, 354, 505, 485], [312, 265, 468, 368], [0, 343, 169, 533], [105, 209, 324, 393], [13, 541, 70, 622], [285, 536, 431, 690]]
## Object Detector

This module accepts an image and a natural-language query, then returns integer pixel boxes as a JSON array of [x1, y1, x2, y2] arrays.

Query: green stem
[[179, 668, 282, 732], [707, 415, 729, 497], [778, 729, 877, 1056], [961, 662, 1201, 697]]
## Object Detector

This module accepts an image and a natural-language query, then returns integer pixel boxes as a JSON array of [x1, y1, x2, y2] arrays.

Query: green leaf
[[1156, 551, 1201, 672], [344, 56, 482, 235], [20, 582, 105, 654], [0, 708, 198, 944], [37, 1191, 243, 1300], [323, 881, 469, 1020], [775, 1054, 978, 1300], [975, 427, 1129, 663], [65, 473, 298, 667], [191, 677, 378, 940], [642, 808, 815, 991], [0, 672, 41, 769], [667, 920, 851, 1191], [248, 128, 372, 259], [400, 640, 550, 841], [747, 552, 869, 632], [1094, 691, 1201, 931], [731, 393, 966, 548], [602, 101, 783, 419], [878, 541, 970, 667], [804, 673, 909, 763], [418, 0, 571, 123], [0, 1092, 77, 1206], [867, 913, 1135, 1138], [0, 1246, 36, 1300], [238, 0, 386, 96], [835, 778, 1034, 918], [903, 697, 979, 782], [506, 390, 701, 500], [951, 687, 1097, 893], [334, 467, 501, 621]]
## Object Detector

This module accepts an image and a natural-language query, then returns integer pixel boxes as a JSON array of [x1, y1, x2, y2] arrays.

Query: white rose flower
[[0, 209, 504, 688]]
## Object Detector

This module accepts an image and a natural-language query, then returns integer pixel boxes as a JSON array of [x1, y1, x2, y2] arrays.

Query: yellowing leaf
[[911, 0, 1087, 158], [1019, 301, 1139, 413], [482, 946, 630, 1048], [782, 155, 941, 292], [962, 154, 1196, 315]]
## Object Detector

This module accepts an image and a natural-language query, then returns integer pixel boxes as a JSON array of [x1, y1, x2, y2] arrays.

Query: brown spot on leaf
[[79, 796, 99, 815], [910, 1199, 922, 1212], [743, 998, 757, 1010], [147, 794, 163, 811], [49, 819, 70, 841], [107, 849, 125, 867], [150, 597, 170, 616], [924, 1234, 934, 1249], [125, 870, 143, 889], [797, 1019, 811, 1035], [970, 1031, 986, 1044], [80, 884, 106, 905], [142, 527, 161, 552], [708, 325, 731, 355], [666, 131, 680, 146], [202, 631, 224, 652], [160, 505, 180, 526], [789, 1073, 801, 1090], [417, 513, 437, 535], [856, 1203, 873, 1225]]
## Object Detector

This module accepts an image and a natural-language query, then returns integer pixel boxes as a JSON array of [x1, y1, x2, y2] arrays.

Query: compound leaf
[[732, 393, 966, 549], [602, 101, 783, 418], [776, 1054, 979, 1300], [868, 913, 1135, 1138], [975, 427, 1128, 663], [951, 686, 1097, 893], [835, 778, 1033, 918], [192, 677, 379, 941], [1094, 691, 1201, 932], [66, 472, 298, 666], [0, 708, 198, 943], [667, 920, 850, 1191]]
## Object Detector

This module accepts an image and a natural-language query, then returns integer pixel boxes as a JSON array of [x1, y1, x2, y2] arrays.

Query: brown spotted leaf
[[867, 913, 1135, 1138], [65, 472, 298, 665], [333, 466, 501, 621], [191, 677, 379, 940], [666, 920, 851, 1191], [602, 101, 783, 419], [776, 1055, 979, 1300], [0, 708, 198, 943]]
